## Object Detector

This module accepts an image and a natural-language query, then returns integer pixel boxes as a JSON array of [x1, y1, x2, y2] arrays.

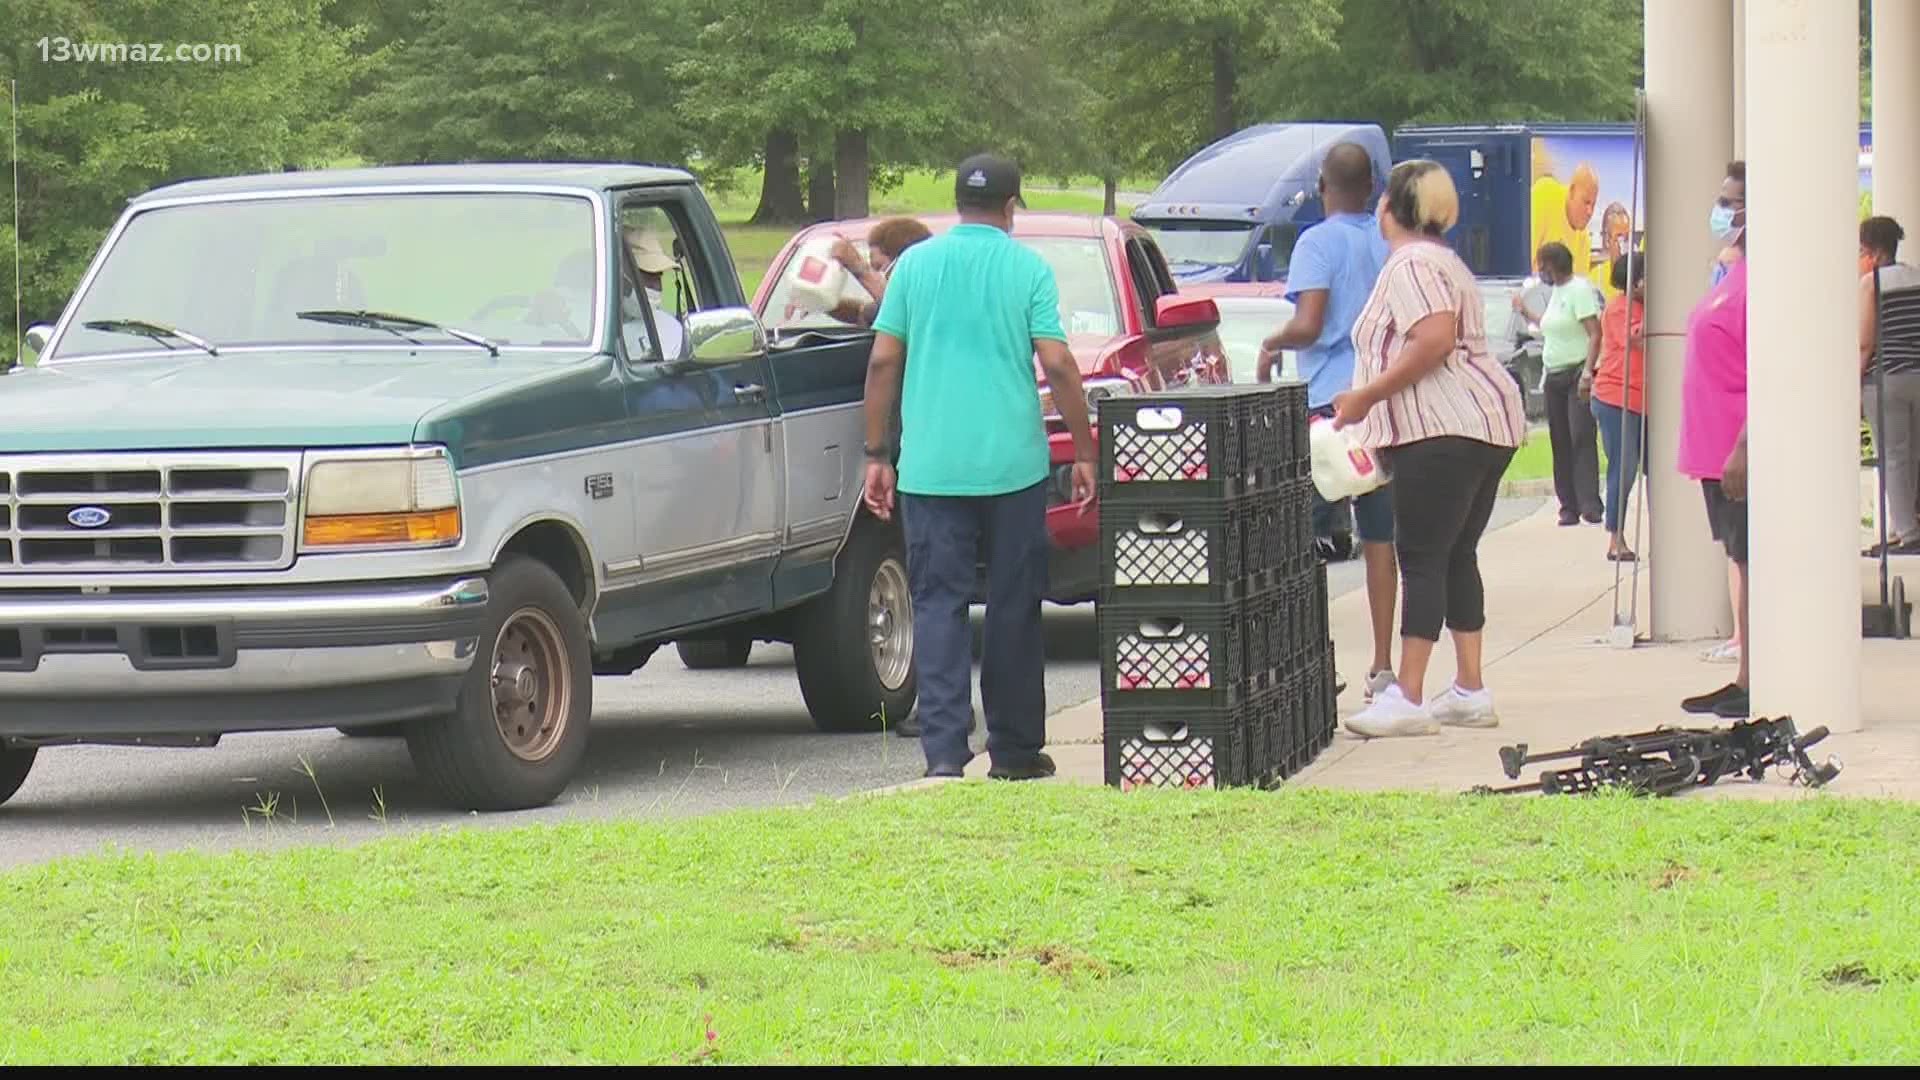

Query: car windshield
[[1210, 297, 1296, 384], [763, 234, 1121, 338], [52, 192, 600, 360], [1144, 224, 1255, 269]]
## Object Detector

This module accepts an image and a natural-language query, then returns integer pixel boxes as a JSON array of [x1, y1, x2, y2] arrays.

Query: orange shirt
[[1592, 294, 1645, 413]]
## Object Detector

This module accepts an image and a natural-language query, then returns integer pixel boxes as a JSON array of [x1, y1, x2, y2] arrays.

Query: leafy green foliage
[[1, 0, 354, 362], [351, 0, 696, 166]]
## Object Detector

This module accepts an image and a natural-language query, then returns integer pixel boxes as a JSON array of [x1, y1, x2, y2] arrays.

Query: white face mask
[[1709, 203, 1738, 243]]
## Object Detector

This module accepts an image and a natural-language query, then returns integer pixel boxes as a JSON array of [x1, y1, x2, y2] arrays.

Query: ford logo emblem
[[67, 506, 113, 529]]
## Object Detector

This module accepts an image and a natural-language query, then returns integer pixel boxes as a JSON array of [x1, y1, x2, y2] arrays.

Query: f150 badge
[[67, 506, 112, 529], [585, 473, 614, 500]]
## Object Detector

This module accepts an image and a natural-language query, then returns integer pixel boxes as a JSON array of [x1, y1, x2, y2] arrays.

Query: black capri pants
[[1382, 436, 1517, 641]]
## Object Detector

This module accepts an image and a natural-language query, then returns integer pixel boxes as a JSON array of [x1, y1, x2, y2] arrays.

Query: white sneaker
[[1701, 639, 1741, 664], [1429, 684, 1499, 729], [1344, 683, 1439, 738], [1363, 669, 1396, 704]]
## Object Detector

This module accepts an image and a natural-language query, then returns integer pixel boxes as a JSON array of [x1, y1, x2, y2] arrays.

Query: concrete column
[[1746, 0, 1863, 732], [1644, 0, 1735, 642], [1733, 0, 1747, 157], [1873, 0, 1920, 231]]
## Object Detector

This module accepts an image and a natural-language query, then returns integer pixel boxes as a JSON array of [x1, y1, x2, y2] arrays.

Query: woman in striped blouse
[[1332, 160, 1529, 737]]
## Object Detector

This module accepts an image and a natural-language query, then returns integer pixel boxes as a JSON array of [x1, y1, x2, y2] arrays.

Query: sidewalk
[[985, 498, 1920, 800]]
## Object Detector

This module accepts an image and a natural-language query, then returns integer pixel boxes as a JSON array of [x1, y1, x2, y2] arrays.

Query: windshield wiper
[[297, 309, 499, 357], [81, 318, 220, 356]]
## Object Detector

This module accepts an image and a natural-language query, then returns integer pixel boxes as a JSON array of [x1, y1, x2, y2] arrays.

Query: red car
[[754, 213, 1227, 602]]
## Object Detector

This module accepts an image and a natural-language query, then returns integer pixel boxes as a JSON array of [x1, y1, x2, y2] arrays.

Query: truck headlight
[[301, 448, 462, 550], [1040, 376, 1132, 422]]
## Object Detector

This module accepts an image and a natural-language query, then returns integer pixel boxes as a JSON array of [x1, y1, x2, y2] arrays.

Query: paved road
[[1, 498, 1542, 868]]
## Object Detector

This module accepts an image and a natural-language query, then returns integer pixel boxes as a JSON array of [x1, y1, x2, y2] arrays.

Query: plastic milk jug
[[1309, 416, 1388, 501], [787, 238, 850, 312]]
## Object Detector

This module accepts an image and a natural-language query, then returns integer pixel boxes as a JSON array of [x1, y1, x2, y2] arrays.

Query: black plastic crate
[[1100, 599, 1264, 709], [1098, 492, 1281, 602], [1099, 386, 1279, 498], [1105, 709, 1255, 791], [1265, 674, 1300, 782]]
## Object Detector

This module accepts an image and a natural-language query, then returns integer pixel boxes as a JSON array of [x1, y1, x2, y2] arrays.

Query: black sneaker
[[923, 762, 966, 779], [1682, 682, 1745, 715], [988, 752, 1056, 781], [1559, 511, 1581, 527], [1711, 687, 1751, 719]]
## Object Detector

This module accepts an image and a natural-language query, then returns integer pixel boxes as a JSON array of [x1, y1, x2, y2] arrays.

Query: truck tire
[[794, 524, 918, 733], [406, 556, 592, 811], [676, 636, 752, 670], [0, 747, 35, 807]]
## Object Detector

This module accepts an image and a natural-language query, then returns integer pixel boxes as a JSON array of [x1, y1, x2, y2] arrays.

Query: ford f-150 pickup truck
[[0, 163, 924, 812]]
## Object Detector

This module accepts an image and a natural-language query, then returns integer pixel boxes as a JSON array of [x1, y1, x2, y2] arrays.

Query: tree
[[351, 0, 696, 167], [1263, 0, 1642, 132], [1067, 0, 1341, 179], [1, 0, 354, 364], [675, 0, 1035, 223]]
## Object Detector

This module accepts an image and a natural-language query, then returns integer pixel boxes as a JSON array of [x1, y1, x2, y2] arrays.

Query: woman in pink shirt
[[1676, 223, 1750, 721], [1331, 160, 1529, 737]]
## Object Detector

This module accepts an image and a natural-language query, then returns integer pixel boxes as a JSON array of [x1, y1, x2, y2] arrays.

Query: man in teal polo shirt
[[861, 153, 1097, 780]]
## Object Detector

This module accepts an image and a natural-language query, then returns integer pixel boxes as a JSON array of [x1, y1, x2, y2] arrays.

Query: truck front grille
[[0, 453, 301, 573]]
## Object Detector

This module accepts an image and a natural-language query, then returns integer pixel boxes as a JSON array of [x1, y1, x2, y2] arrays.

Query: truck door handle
[[733, 382, 766, 403]]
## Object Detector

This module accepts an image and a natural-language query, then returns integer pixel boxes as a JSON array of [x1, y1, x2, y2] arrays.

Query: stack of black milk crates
[[1096, 382, 1329, 791]]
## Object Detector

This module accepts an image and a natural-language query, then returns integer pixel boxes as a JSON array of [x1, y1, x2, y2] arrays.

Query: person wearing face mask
[[1709, 161, 1746, 287], [1678, 198, 1751, 719], [1696, 159, 1748, 669]]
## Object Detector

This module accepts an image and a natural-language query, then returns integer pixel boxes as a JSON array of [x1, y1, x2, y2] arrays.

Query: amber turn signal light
[[302, 508, 462, 548]]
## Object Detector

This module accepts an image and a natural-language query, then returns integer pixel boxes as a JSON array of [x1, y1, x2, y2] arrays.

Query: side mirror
[[24, 323, 53, 357], [685, 306, 767, 366], [1153, 294, 1220, 332], [1255, 242, 1276, 282]]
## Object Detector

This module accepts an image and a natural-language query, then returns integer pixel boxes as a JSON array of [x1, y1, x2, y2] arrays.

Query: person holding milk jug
[[1331, 160, 1527, 739]]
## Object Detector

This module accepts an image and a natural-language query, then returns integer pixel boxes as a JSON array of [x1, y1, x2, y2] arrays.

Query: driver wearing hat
[[622, 228, 687, 360]]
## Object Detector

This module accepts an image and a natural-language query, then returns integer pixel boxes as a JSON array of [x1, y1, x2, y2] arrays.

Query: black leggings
[[1385, 437, 1517, 641]]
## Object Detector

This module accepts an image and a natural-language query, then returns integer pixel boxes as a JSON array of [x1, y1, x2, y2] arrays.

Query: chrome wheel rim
[[491, 608, 571, 762], [869, 558, 914, 692]]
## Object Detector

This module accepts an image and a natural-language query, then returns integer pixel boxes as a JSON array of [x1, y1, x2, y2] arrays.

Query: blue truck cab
[[1134, 122, 1391, 284]]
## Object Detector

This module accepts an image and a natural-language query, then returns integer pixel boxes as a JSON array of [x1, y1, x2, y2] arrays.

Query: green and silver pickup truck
[[0, 164, 914, 811]]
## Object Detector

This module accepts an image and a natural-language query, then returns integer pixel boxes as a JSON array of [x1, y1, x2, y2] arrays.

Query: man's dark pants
[[900, 481, 1049, 771]]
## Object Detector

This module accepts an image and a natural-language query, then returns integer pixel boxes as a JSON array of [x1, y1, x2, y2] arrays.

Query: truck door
[[594, 192, 780, 644]]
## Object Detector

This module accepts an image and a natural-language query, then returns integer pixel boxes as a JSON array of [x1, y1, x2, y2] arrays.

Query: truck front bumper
[[0, 577, 488, 740]]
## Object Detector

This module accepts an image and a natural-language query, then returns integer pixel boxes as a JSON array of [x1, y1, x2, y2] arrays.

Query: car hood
[[0, 350, 593, 453]]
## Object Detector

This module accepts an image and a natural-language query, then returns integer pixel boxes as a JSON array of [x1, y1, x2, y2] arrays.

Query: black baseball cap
[[954, 153, 1026, 209]]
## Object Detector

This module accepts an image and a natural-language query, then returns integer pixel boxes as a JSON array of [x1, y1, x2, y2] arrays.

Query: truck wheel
[[794, 524, 918, 733], [676, 636, 752, 670], [406, 556, 592, 811], [0, 747, 35, 806]]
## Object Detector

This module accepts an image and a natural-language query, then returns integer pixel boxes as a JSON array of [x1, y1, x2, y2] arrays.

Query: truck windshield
[[764, 235, 1121, 338], [51, 192, 600, 360], [1143, 224, 1256, 269]]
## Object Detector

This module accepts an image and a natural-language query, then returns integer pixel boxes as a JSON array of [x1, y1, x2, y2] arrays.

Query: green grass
[[1503, 427, 1615, 488], [3, 785, 1916, 1064]]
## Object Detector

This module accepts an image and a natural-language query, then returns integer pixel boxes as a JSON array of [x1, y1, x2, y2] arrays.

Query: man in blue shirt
[[1257, 142, 1397, 702], [863, 153, 1097, 781]]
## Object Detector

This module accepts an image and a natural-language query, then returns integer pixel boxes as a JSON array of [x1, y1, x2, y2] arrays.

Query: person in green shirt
[[1530, 241, 1604, 525], [862, 153, 1096, 781]]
